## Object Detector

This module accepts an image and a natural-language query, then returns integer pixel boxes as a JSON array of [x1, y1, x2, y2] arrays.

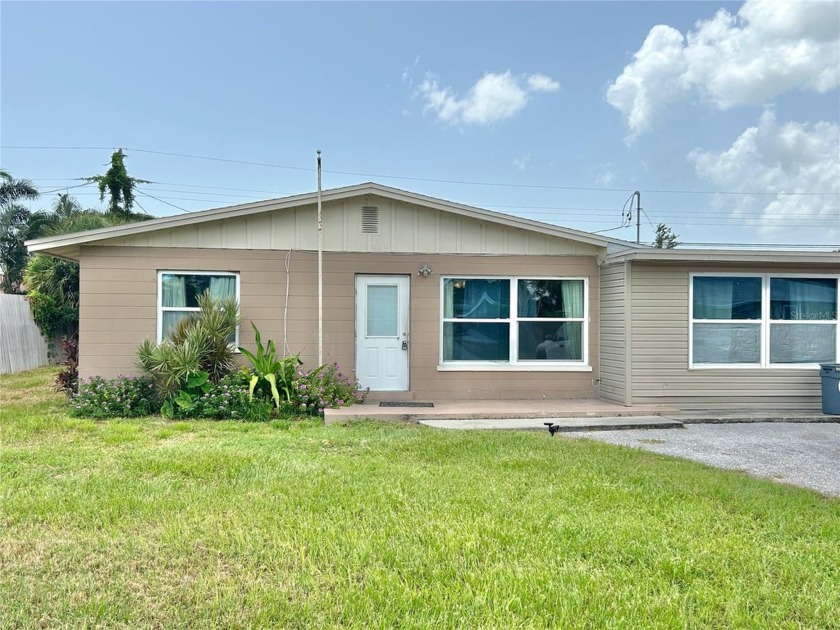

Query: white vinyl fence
[[0, 294, 50, 374]]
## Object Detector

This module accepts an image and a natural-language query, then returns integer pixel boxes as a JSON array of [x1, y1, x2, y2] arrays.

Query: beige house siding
[[629, 262, 831, 409], [598, 262, 628, 405], [100, 195, 602, 257], [80, 246, 600, 400]]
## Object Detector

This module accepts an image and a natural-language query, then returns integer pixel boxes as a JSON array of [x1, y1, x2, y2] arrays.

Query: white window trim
[[156, 270, 241, 345], [689, 272, 839, 370], [437, 276, 590, 371]]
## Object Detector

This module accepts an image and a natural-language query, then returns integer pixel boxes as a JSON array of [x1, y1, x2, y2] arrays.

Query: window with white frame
[[157, 271, 240, 343], [441, 277, 587, 366], [690, 274, 838, 368]]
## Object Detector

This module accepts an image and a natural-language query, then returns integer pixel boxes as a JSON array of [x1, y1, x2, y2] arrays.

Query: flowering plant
[[71, 375, 160, 418], [281, 362, 368, 417]]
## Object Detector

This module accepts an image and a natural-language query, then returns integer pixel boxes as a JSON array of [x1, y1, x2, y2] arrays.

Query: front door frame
[[355, 274, 410, 392]]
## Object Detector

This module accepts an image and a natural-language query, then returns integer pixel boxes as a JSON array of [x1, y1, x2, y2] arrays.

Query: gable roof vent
[[361, 206, 379, 234]]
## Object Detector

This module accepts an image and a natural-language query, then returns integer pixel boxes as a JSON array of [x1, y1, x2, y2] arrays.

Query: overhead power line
[[27, 179, 840, 220], [3, 144, 838, 196]]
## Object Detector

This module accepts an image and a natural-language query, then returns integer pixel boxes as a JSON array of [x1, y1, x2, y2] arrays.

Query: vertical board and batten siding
[[101, 196, 602, 257], [598, 262, 628, 405], [0, 294, 49, 374], [79, 247, 600, 400], [629, 262, 828, 409]]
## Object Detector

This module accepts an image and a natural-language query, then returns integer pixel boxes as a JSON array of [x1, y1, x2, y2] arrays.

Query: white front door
[[356, 275, 410, 391]]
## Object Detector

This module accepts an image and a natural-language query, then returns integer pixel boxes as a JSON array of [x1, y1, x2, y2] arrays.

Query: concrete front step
[[419, 416, 684, 432]]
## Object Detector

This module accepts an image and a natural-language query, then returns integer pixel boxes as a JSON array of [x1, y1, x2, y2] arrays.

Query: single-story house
[[28, 183, 839, 410]]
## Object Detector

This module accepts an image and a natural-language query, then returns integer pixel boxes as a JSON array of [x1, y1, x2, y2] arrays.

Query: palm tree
[[52, 193, 83, 221], [0, 170, 47, 293], [0, 205, 55, 293], [0, 169, 39, 207]]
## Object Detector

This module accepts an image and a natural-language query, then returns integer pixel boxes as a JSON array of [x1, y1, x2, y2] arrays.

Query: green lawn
[[2, 368, 838, 629]]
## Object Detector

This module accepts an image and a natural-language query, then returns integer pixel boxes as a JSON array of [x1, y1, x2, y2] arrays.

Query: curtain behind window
[[209, 276, 236, 301], [561, 280, 584, 358], [162, 275, 187, 307]]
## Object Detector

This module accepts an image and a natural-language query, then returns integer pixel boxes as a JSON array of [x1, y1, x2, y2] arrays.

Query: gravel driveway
[[573, 422, 840, 497]]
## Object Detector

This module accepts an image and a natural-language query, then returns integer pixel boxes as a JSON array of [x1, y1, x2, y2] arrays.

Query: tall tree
[[83, 149, 151, 219], [0, 170, 51, 293], [652, 223, 679, 249]]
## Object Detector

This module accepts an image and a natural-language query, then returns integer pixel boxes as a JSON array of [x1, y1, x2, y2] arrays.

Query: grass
[[1, 367, 839, 629]]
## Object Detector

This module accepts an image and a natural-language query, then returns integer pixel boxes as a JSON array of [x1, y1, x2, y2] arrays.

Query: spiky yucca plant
[[137, 292, 240, 399]]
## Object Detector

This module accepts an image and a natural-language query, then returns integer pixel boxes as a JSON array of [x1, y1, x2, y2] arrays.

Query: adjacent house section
[[599, 249, 839, 410]]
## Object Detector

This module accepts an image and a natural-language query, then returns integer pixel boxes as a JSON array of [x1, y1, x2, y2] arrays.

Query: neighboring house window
[[691, 274, 838, 368], [441, 277, 587, 366], [157, 271, 240, 343]]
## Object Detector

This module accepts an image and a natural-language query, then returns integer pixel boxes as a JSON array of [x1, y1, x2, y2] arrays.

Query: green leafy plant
[[161, 371, 213, 418], [83, 149, 151, 219], [238, 322, 301, 408], [24, 250, 81, 342]]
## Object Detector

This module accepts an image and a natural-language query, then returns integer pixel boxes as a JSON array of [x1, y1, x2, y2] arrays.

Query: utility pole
[[634, 190, 641, 244], [317, 150, 323, 366]]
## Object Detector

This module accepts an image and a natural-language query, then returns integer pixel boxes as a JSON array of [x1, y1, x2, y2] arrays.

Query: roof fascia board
[[605, 249, 840, 265]]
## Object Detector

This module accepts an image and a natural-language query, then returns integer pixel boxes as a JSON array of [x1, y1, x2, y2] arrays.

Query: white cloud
[[417, 71, 560, 126], [401, 55, 421, 90], [689, 111, 840, 238], [513, 153, 531, 170], [527, 74, 560, 92], [607, 0, 840, 137]]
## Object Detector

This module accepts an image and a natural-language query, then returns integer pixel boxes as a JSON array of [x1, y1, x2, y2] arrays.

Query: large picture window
[[691, 274, 838, 368], [157, 271, 240, 343], [441, 277, 587, 367]]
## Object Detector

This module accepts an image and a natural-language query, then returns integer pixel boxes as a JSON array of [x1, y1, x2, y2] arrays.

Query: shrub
[[55, 334, 79, 395], [282, 363, 368, 417], [71, 375, 161, 418]]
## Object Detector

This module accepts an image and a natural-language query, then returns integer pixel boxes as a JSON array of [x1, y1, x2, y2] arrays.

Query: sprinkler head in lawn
[[544, 422, 560, 436]]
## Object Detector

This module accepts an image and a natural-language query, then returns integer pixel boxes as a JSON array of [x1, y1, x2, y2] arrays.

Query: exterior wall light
[[418, 264, 433, 277]]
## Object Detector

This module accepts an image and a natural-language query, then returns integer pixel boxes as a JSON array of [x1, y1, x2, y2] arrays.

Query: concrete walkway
[[325, 399, 838, 431], [324, 399, 677, 425], [420, 416, 683, 432], [421, 411, 838, 432]]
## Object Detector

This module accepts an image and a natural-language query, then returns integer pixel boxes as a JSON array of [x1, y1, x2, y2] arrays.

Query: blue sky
[[2, 1, 838, 248]]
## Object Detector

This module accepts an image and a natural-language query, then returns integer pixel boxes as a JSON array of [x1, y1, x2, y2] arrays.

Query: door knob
[[401, 340, 408, 351]]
